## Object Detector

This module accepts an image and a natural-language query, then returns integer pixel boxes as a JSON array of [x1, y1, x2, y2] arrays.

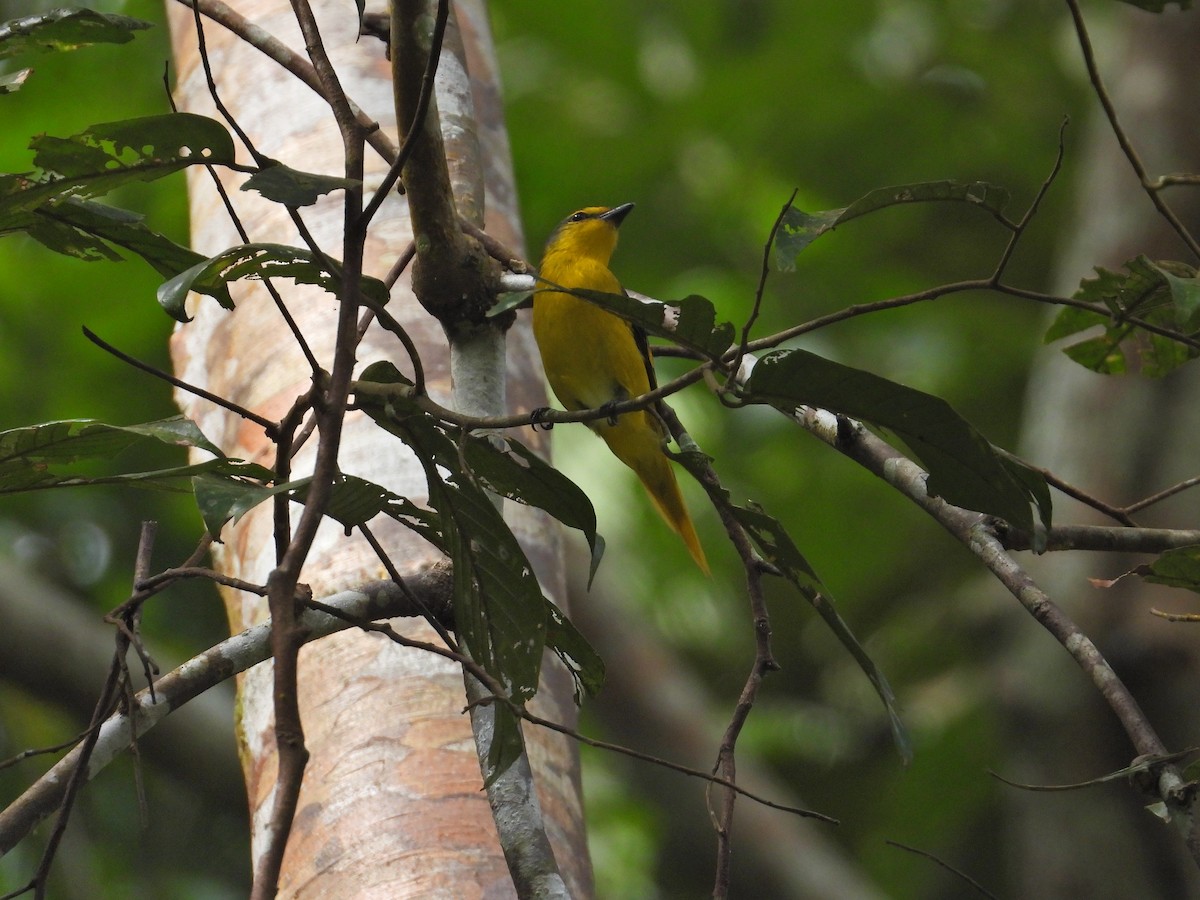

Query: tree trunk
[[165, 1, 591, 894], [1012, 7, 1200, 898]]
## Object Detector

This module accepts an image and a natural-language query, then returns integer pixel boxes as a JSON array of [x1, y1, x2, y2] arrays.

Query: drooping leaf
[[241, 162, 361, 207], [732, 502, 912, 764], [772, 181, 1011, 271], [356, 359, 606, 748], [1049, 256, 1200, 377], [157, 242, 390, 322], [463, 434, 604, 583], [545, 600, 605, 703], [743, 349, 1051, 534], [29, 197, 204, 277], [0, 9, 151, 60], [564, 288, 734, 360]]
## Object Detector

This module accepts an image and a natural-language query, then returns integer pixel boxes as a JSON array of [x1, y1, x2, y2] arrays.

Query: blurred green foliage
[[0, 0, 1148, 896]]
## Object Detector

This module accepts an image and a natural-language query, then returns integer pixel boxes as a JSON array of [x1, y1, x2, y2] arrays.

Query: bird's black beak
[[599, 203, 635, 227]]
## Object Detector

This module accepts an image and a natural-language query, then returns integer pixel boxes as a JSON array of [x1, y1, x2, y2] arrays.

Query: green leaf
[[32, 198, 204, 277], [565, 289, 734, 360], [192, 470, 296, 536], [486, 289, 532, 318], [772, 181, 1010, 270], [355, 363, 606, 735], [1138, 545, 1200, 594], [0, 9, 151, 60], [743, 349, 1051, 534], [157, 243, 390, 322], [731, 502, 912, 764], [30, 113, 236, 193], [462, 435, 604, 584], [241, 162, 361, 207], [1055, 256, 1200, 378], [545, 600, 605, 703], [0, 416, 230, 495]]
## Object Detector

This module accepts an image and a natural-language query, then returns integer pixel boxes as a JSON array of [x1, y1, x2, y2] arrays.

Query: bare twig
[[1064, 0, 1200, 260], [82, 327, 278, 434]]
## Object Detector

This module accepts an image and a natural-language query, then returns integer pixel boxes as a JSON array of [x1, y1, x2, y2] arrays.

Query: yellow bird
[[532, 204, 709, 574]]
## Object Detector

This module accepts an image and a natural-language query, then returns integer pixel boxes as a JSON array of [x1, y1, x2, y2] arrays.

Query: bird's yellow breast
[[533, 256, 650, 414]]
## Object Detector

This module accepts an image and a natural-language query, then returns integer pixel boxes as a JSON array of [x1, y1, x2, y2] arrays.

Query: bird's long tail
[[599, 410, 710, 574]]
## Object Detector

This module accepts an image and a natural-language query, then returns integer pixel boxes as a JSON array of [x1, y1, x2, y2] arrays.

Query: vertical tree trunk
[[1013, 8, 1200, 898], [165, 1, 591, 894]]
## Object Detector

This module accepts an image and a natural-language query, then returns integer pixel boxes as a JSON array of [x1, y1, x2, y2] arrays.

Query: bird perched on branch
[[532, 203, 709, 574]]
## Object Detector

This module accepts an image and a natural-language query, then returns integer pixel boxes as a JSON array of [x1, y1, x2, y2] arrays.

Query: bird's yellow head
[[543, 203, 635, 265]]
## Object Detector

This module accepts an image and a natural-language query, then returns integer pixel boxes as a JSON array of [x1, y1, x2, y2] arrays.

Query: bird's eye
[[568, 211, 588, 222]]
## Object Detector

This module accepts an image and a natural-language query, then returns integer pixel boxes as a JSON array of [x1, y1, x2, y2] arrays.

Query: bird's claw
[[530, 407, 554, 431]]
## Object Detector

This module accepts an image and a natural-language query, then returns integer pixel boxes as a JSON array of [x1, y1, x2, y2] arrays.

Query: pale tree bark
[[165, 0, 591, 895], [1013, 7, 1200, 898]]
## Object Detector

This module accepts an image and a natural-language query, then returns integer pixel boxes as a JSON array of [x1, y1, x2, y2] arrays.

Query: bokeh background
[[2, 0, 1198, 896]]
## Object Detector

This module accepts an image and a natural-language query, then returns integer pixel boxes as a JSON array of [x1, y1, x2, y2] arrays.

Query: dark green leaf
[[32, 198, 204, 277], [772, 181, 1010, 270], [0, 417, 229, 494], [483, 704, 526, 789], [463, 435, 604, 584], [193, 471, 299, 536], [1138, 545, 1200, 594], [731, 502, 912, 764], [546, 600, 605, 703], [241, 162, 360, 207], [291, 473, 442, 545], [565, 289, 734, 360], [0, 9, 151, 60], [30, 113, 236, 194], [744, 349, 1051, 533], [157, 243, 389, 322]]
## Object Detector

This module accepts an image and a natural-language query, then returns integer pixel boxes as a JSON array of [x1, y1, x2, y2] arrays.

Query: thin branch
[[1002, 524, 1200, 554], [1123, 475, 1200, 516], [1064, 0, 1200, 260], [172, 0, 396, 162], [991, 116, 1069, 282], [81, 327, 278, 434], [885, 840, 998, 900], [182, 1, 322, 375], [359, 0, 450, 229]]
